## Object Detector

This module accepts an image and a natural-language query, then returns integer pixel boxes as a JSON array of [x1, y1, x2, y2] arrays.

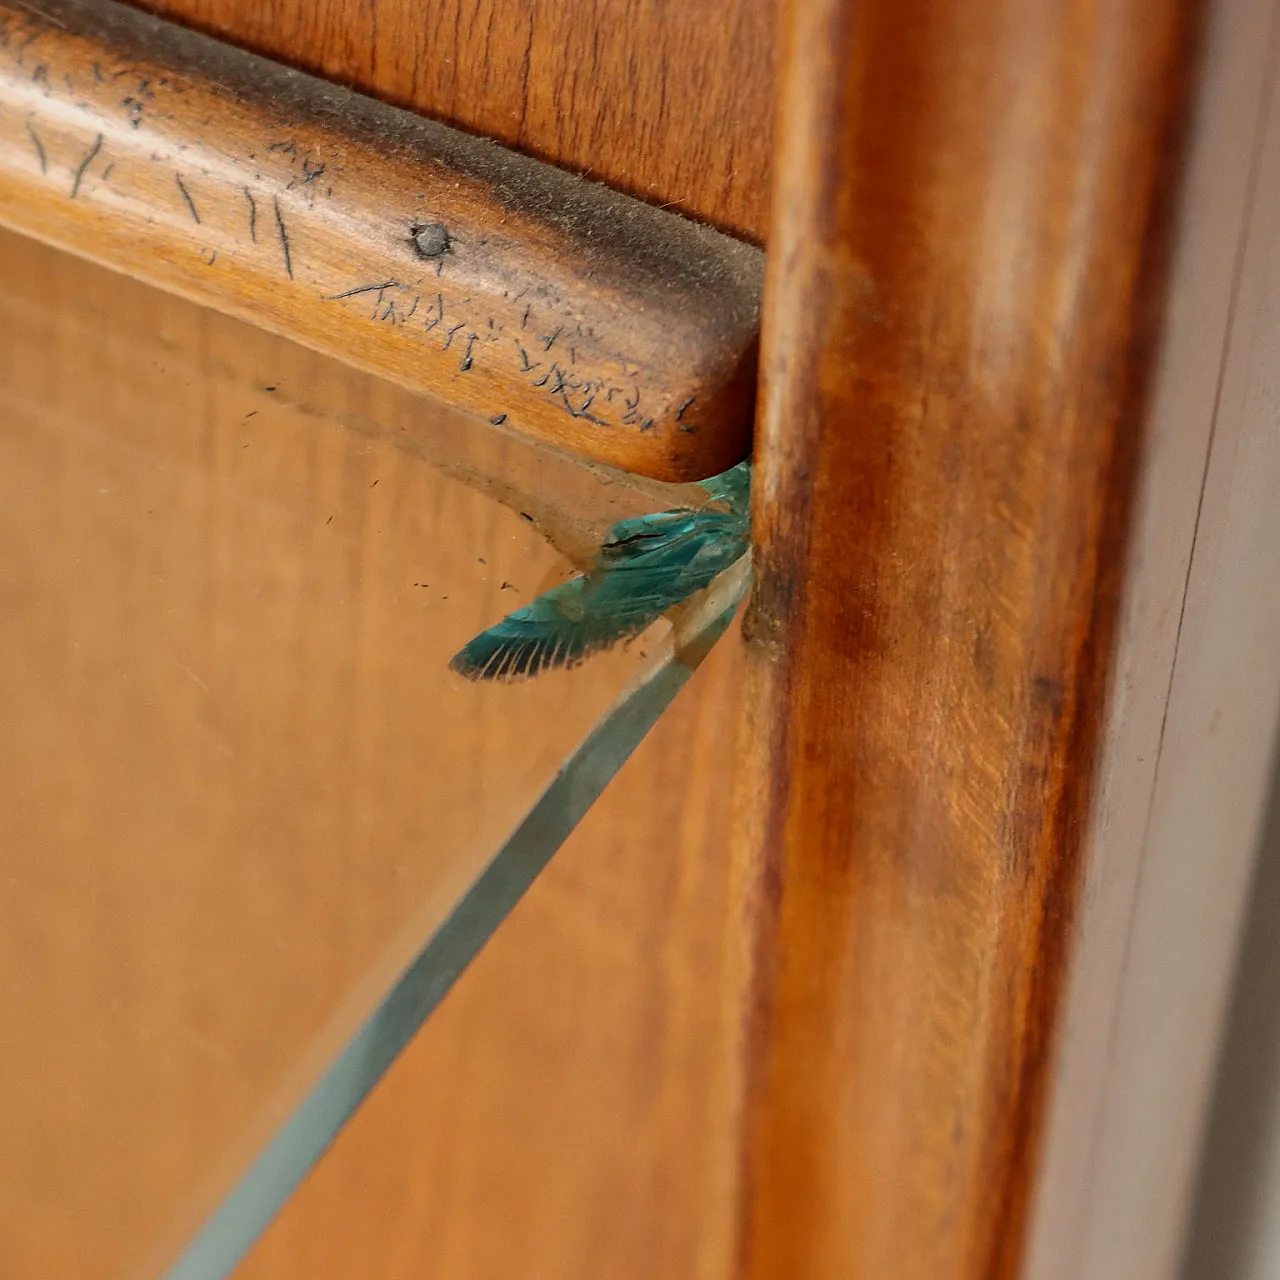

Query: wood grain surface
[[730, 0, 1201, 1277], [19, 2, 768, 1277], [0, 223, 738, 1280], [3, 4, 772, 1280], [129, 0, 778, 245], [0, 0, 763, 481], [3, 1, 1250, 1278], [232, 630, 748, 1280], [165, 2, 775, 1275]]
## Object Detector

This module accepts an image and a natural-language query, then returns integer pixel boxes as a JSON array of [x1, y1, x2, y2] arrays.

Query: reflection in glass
[[451, 461, 751, 680]]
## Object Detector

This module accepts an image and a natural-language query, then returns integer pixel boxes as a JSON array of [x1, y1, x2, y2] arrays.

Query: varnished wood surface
[[0, 0, 763, 481], [732, 0, 1200, 1277], [0, 226, 723, 1280], [15, 1, 769, 1276], [232, 628, 747, 1280], [129, 0, 778, 245], [162, 2, 774, 1276], [4, 0, 1257, 1277]]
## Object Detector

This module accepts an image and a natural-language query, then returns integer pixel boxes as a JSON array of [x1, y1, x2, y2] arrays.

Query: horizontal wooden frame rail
[[0, 0, 763, 481]]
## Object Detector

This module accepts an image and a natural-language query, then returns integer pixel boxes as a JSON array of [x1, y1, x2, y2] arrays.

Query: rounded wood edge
[[0, 0, 762, 481], [728, 0, 1204, 1275]]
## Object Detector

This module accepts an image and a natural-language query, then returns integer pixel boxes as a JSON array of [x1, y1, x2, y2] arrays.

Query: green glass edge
[[158, 566, 749, 1280]]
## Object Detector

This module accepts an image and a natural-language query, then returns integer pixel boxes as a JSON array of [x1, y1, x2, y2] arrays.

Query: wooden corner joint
[[0, 0, 762, 481]]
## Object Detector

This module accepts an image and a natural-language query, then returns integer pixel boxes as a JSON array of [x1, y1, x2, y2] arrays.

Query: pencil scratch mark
[[459, 333, 477, 371], [243, 186, 257, 241], [273, 196, 293, 279], [15, 28, 43, 62], [69, 132, 102, 199], [174, 172, 200, 223], [327, 281, 400, 301], [25, 119, 45, 174]]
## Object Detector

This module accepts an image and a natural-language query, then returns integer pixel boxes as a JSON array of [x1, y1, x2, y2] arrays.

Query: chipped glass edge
[[158, 554, 751, 1280]]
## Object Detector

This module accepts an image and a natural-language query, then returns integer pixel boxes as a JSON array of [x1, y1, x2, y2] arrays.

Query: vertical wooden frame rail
[[734, 0, 1201, 1277]]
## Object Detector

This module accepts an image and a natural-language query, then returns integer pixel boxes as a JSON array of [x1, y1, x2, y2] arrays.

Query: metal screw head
[[410, 222, 452, 260]]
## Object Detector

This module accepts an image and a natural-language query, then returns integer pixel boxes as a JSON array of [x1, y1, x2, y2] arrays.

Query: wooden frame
[[6, 0, 1280, 1277], [729, 0, 1206, 1276], [0, 0, 762, 481]]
